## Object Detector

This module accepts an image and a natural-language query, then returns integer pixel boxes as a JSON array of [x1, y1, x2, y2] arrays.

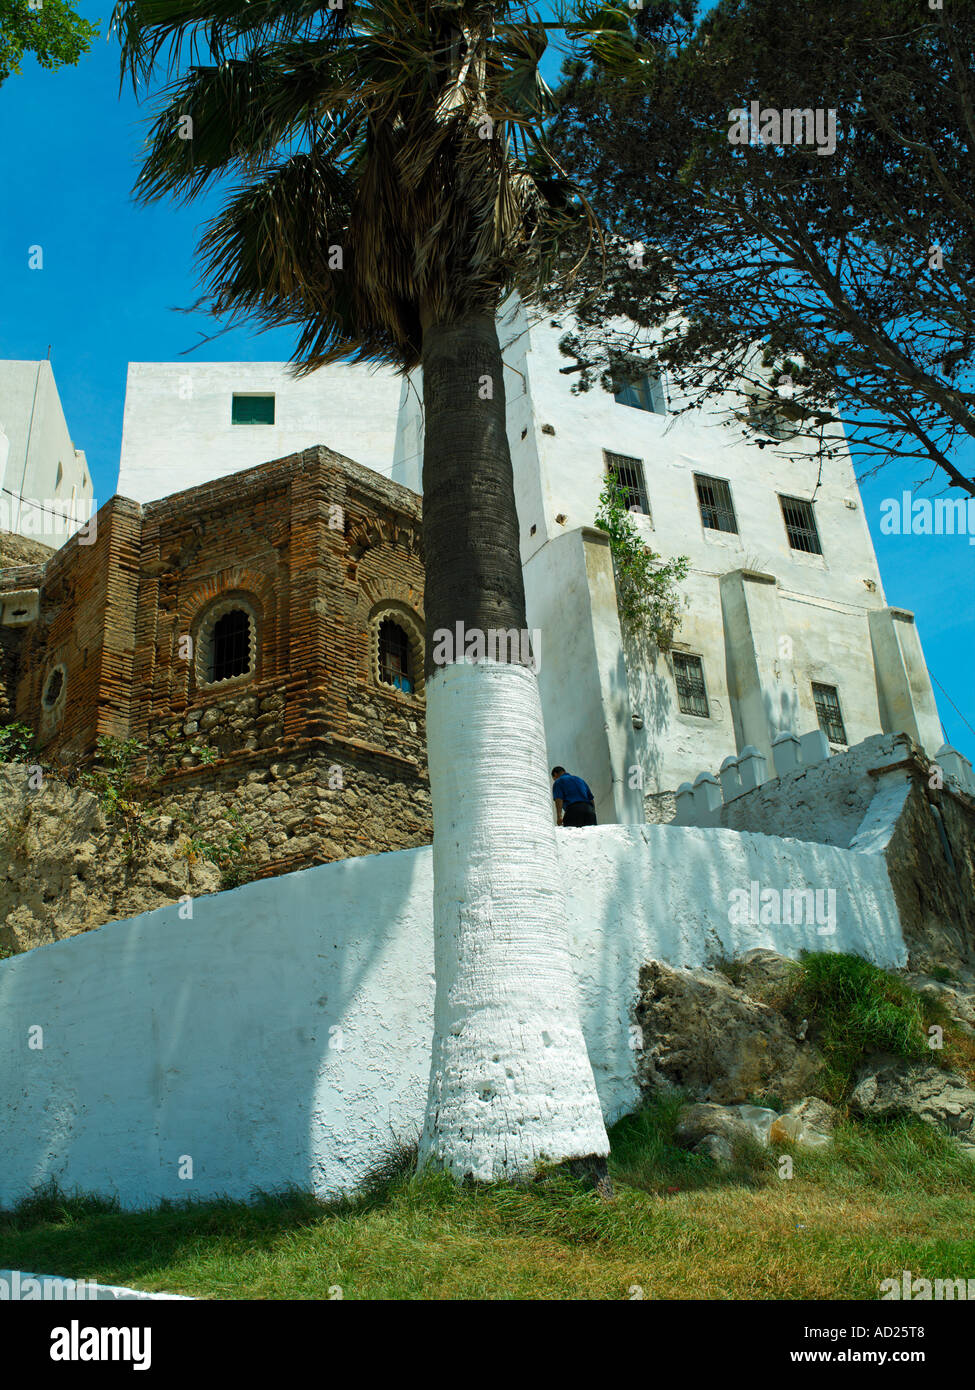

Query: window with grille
[[231, 393, 275, 425], [604, 451, 650, 517], [813, 683, 847, 745], [673, 652, 710, 717], [210, 609, 252, 682], [780, 495, 822, 554], [379, 619, 413, 693], [611, 359, 666, 414], [694, 473, 738, 533]]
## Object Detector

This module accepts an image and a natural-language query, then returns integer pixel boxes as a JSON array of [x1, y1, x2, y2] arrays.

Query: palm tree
[[114, 0, 610, 1182]]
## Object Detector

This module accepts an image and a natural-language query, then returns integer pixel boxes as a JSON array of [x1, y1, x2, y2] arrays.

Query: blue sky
[[0, 3, 972, 761]]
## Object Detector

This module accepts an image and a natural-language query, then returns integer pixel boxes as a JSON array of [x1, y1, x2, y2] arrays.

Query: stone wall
[[0, 450, 432, 881]]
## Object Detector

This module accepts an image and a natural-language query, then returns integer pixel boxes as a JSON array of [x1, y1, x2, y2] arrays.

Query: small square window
[[611, 358, 666, 414], [673, 652, 710, 718], [232, 393, 275, 425], [604, 450, 650, 517], [694, 473, 738, 534], [780, 495, 822, 554], [812, 683, 847, 745]]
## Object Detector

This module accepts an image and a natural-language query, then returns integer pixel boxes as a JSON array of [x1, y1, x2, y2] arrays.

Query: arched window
[[196, 598, 258, 688], [211, 609, 251, 682], [378, 619, 413, 694]]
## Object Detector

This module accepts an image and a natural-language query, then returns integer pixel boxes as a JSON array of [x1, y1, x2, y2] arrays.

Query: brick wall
[[0, 448, 432, 871]]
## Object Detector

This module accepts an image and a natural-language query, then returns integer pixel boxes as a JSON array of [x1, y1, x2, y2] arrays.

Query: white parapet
[[719, 754, 743, 802], [675, 781, 696, 824], [692, 770, 723, 819], [935, 744, 975, 796], [771, 730, 801, 777], [737, 745, 768, 793], [798, 729, 831, 768]]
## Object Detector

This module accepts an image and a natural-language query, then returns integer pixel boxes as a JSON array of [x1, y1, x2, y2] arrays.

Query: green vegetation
[[0, 0, 97, 86], [1, 1102, 971, 1300], [0, 722, 36, 763], [594, 472, 689, 650], [784, 952, 955, 1103], [173, 805, 255, 890]]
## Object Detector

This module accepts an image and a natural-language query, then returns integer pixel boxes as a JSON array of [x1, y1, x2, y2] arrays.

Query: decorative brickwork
[[0, 448, 431, 874]]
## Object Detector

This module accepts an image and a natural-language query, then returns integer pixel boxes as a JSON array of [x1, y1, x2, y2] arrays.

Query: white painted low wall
[[0, 825, 905, 1210]]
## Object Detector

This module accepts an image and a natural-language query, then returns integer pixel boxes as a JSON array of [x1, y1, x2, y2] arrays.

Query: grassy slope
[[1, 1103, 972, 1301]]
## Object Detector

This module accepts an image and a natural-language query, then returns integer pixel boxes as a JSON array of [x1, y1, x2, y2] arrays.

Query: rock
[[673, 1106, 751, 1150], [636, 960, 823, 1105], [850, 1055, 975, 1135], [734, 948, 798, 1002], [900, 971, 975, 1036], [769, 1096, 839, 1148]]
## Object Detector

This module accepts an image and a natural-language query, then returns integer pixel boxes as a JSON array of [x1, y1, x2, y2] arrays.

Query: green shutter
[[232, 394, 275, 425]]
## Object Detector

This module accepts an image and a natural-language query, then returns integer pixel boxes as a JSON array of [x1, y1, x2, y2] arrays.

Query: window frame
[[604, 450, 651, 518], [231, 393, 276, 426], [672, 651, 711, 719], [194, 596, 259, 691], [693, 473, 739, 535], [611, 357, 667, 415], [812, 682, 847, 746], [779, 494, 823, 555]]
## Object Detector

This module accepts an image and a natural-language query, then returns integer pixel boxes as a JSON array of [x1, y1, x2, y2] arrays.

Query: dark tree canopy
[[550, 0, 975, 496]]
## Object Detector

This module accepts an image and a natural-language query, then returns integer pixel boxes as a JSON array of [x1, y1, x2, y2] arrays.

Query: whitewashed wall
[[118, 362, 405, 502], [0, 361, 92, 548], [0, 823, 904, 1210], [389, 298, 944, 801]]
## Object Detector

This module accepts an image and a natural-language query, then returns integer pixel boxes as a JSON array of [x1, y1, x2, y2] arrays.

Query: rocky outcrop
[[850, 1056, 975, 1137], [0, 764, 220, 954], [674, 1096, 838, 1165], [635, 959, 822, 1105]]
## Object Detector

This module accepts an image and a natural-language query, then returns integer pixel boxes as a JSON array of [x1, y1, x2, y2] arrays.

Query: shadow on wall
[[0, 847, 432, 1210]]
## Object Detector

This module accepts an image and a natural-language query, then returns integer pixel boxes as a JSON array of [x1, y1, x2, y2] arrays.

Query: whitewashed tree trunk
[[417, 659, 610, 1181]]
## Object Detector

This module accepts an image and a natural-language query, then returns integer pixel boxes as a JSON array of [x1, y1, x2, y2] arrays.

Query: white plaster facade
[[117, 360, 407, 502], [0, 361, 93, 548], [0, 817, 905, 1211], [390, 298, 945, 820]]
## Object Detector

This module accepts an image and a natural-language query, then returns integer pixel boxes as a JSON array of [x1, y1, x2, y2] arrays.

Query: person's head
[[551, 766, 566, 781]]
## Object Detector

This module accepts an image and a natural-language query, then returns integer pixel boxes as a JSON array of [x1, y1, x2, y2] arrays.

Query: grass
[[1, 1102, 972, 1300], [781, 952, 973, 1102]]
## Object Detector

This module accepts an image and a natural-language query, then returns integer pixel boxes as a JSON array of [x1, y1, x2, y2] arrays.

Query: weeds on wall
[[594, 473, 690, 652], [0, 723, 257, 887]]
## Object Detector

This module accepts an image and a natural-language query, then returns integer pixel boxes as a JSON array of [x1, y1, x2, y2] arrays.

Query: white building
[[0, 361, 93, 549], [117, 360, 406, 503], [116, 302, 945, 823]]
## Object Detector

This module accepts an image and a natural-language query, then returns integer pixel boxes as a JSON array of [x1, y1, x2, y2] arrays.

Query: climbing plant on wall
[[595, 473, 689, 651]]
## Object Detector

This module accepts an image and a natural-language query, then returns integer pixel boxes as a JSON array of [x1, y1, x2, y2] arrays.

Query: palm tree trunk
[[417, 311, 610, 1182]]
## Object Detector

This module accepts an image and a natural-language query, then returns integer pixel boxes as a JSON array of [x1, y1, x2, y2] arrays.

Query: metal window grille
[[694, 473, 738, 533], [231, 393, 275, 425], [379, 619, 413, 693], [813, 683, 847, 745], [673, 652, 710, 717], [604, 451, 650, 517], [612, 361, 666, 415], [211, 609, 251, 682], [780, 495, 822, 554]]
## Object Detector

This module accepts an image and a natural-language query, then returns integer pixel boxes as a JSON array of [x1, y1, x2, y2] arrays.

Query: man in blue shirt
[[551, 766, 597, 827]]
